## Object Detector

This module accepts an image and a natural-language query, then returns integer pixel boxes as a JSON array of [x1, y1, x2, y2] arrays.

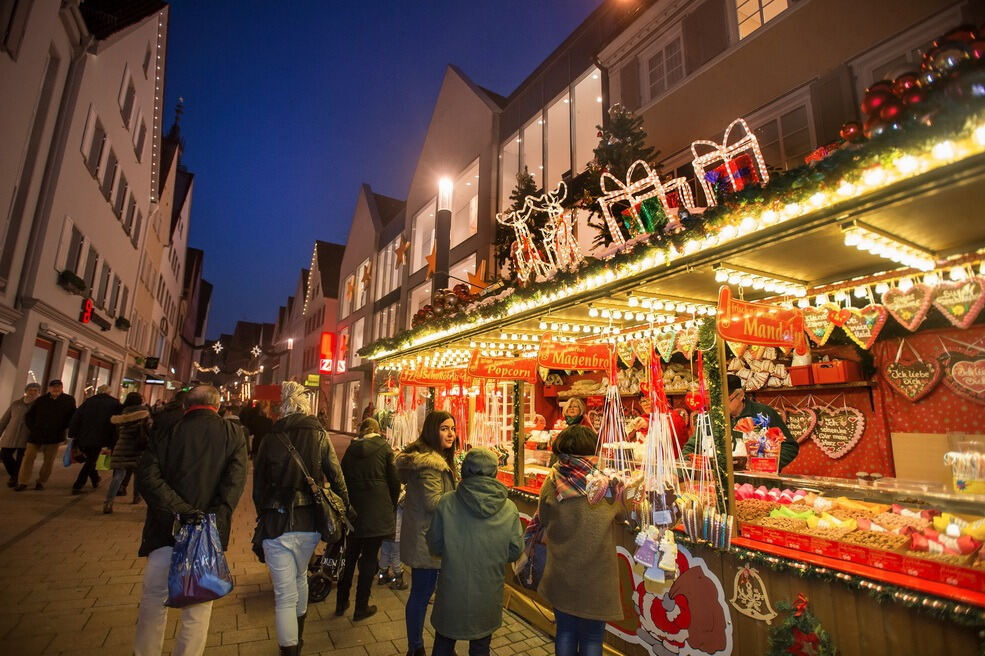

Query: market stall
[[364, 32, 985, 656]]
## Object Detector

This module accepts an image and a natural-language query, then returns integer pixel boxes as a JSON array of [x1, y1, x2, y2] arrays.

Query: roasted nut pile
[[759, 516, 808, 531], [736, 499, 774, 522], [830, 507, 877, 521], [907, 551, 970, 567], [873, 512, 930, 531], [840, 530, 907, 550], [803, 526, 853, 540]]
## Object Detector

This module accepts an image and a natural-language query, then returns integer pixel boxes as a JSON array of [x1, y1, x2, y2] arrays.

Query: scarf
[[552, 454, 598, 502]]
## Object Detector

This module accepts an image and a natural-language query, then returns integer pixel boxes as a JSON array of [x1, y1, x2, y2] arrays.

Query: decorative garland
[[361, 73, 985, 362], [698, 316, 729, 508], [766, 596, 837, 656]]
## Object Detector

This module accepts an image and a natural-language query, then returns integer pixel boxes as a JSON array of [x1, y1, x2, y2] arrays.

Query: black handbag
[[275, 433, 351, 545]]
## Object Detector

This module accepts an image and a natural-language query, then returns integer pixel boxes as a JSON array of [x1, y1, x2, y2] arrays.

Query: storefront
[[362, 42, 985, 656]]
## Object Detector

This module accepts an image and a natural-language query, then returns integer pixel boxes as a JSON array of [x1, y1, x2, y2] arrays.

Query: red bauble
[[860, 87, 893, 117], [901, 87, 927, 106], [943, 25, 977, 44], [892, 71, 920, 96], [868, 79, 894, 94], [971, 39, 985, 60], [839, 121, 862, 143], [452, 283, 469, 297], [879, 97, 905, 122], [862, 115, 884, 139]]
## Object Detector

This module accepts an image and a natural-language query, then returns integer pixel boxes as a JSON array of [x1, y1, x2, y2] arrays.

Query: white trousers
[[134, 546, 214, 656], [263, 531, 320, 647]]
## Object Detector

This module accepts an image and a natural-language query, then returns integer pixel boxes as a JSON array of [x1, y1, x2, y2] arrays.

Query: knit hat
[[280, 381, 310, 416], [553, 424, 598, 456], [359, 417, 380, 436], [461, 447, 499, 478]]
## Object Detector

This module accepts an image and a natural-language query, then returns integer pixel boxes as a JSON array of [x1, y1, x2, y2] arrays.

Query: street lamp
[[286, 337, 294, 381], [438, 176, 453, 212]]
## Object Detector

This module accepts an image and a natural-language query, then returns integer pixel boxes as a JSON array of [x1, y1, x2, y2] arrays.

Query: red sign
[[336, 332, 349, 374], [79, 298, 93, 324], [400, 367, 471, 387], [467, 351, 537, 383], [537, 335, 612, 371], [318, 332, 335, 374], [716, 286, 808, 355]]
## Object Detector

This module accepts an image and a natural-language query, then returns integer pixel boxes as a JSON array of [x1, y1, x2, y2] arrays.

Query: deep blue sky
[[163, 0, 604, 339]]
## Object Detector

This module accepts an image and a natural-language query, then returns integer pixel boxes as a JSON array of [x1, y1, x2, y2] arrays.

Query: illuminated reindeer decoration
[[497, 202, 552, 284], [527, 182, 583, 271]]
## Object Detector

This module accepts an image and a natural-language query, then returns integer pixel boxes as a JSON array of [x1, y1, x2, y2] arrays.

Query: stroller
[[307, 531, 347, 603]]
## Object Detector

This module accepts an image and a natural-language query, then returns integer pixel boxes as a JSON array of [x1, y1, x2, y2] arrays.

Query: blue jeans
[[379, 539, 402, 573], [554, 609, 605, 656], [263, 532, 321, 647], [405, 567, 439, 650]]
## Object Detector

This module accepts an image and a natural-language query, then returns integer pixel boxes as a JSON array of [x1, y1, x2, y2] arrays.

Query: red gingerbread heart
[[931, 277, 985, 329], [827, 307, 851, 327], [841, 304, 888, 350]]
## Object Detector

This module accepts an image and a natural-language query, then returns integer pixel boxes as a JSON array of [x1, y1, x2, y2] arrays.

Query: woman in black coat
[[103, 392, 150, 514]]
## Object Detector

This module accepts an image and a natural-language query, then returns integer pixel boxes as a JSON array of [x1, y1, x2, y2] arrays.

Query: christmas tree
[[572, 103, 661, 248], [495, 167, 549, 269]]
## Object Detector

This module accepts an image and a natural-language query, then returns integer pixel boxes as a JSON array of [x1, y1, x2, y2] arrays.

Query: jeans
[[263, 531, 321, 647], [1, 447, 24, 481], [337, 535, 383, 609], [433, 632, 492, 656], [405, 567, 439, 650], [134, 546, 214, 656], [379, 539, 402, 573], [73, 446, 102, 489], [18, 443, 59, 486], [554, 609, 605, 656], [105, 469, 139, 503]]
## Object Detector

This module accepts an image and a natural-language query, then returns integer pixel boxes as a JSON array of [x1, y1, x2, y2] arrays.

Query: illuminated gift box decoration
[[691, 118, 770, 206], [598, 160, 696, 247]]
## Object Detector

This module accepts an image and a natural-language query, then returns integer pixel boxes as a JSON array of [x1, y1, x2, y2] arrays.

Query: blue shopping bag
[[166, 513, 234, 607]]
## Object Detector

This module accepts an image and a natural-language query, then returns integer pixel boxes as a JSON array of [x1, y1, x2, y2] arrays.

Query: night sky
[[162, 0, 604, 339]]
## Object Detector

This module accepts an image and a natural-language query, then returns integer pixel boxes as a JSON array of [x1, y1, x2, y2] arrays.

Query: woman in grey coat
[[0, 383, 41, 486], [395, 411, 457, 656]]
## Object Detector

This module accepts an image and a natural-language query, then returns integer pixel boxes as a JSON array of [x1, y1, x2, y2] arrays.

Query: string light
[[842, 221, 935, 271], [714, 263, 807, 297]]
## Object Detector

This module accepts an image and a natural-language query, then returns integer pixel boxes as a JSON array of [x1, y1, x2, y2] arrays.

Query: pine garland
[[766, 599, 837, 656]]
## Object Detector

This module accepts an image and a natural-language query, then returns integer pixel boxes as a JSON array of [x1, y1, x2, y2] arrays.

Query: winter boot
[[376, 568, 390, 586], [103, 501, 113, 514], [297, 612, 306, 652], [352, 605, 377, 621], [334, 598, 349, 617], [389, 571, 407, 590], [278, 646, 299, 656]]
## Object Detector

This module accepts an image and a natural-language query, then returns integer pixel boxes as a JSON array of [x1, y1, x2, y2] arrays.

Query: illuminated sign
[[319, 332, 335, 374], [79, 298, 93, 323], [305, 374, 321, 387]]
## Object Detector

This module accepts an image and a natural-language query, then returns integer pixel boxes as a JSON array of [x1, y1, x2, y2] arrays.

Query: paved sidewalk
[[0, 447, 553, 655]]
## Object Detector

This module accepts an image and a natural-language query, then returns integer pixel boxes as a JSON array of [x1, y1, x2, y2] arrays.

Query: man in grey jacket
[[0, 383, 41, 487]]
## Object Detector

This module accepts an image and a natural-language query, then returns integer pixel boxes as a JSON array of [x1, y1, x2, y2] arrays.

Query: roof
[[79, 0, 166, 40], [372, 193, 405, 227], [315, 241, 345, 300]]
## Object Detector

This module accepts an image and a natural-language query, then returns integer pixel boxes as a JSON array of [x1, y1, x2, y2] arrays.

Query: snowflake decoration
[[251, 344, 262, 358], [212, 341, 223, 354]]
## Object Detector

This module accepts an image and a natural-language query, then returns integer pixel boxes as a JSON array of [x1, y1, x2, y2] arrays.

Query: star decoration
[[425, 242, 438, 279], [394, 237, 410, 268], [467, 260, 490, 295], [251, 344, 262, 358], [361, 261, 373, 287], [345, 277, 354, 301], [212, 341, 223, 353]]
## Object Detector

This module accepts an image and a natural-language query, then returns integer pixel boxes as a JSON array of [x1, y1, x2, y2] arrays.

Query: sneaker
[[34, 482, 43, 490], [352, 605, 377, 621], [389, 572, 407, 590], [103, 502, 113, 514]]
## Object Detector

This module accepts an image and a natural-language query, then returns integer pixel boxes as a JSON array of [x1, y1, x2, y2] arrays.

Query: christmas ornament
[[394, 237, 410, 267], [467, 260, 490, 295], [812, 405, 866, 459], [425, 242, 438, 279], [892, 71, 920, 96], [839, 304, 888, 349], [675, 325, 700, 358], [882, 283, 933, 331], [838, 121, 863, 143], [729, 566, 777, 624], [598, 160, 695, 247], [691, 118, 769, 206], [930, 276, 985, 329], [784, 407, 818, 443], [801, 304, 838, 345], [860, 85, 894, 116]]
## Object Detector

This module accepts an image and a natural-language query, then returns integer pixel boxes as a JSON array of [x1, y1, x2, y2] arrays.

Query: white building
[[0, 1, 168, 403]]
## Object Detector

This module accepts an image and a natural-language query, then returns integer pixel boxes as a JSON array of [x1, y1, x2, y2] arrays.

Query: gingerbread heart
[[883, 359, 941, 402], [785, 407, 818, 443], [812, 406, 866, 459], [727, 341, 748, 358], [941, 351, 985, 405], [675, 326, 699, 358], [841, 304, 888, 350], [882, 284, 932, 331], [802, 304, 837, 345], [617, 341, 636, 368], [827, 307, 851, 327], [654, 331, 676, 362], [931, 277, 985, 329], [634, 339, 651, 365]]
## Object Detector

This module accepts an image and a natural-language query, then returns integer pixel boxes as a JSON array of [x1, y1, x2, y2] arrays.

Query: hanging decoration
[[800, 304, 836, 346], [840, 304, 888, 349], [597, 160, 696, 246], [496, 202, 552, 284], [716, 286, 808, 355], [941, 349, 985, 405], [675, 325, 701, 359], [425, 242, 438, 279], [250, 344, 262, 358], [467, 260, 490, 295], [729, 566, 777, 625], [883, 339, 942, 402], [211, 341, 223, 354], [394, 237, 411, 268], [765, 595, 836, 656], [654, 331, 677, 362], [931, 276, 985, 329], [690, 118, 770, 206], [811, 403, 866, 459], [784, 406, 818, 444], [192, 361, 220, 374], [881, 283, 933, 331]]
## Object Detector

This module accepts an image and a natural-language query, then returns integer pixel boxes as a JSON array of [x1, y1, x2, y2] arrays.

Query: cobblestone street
[[0, 443, 553, 656]]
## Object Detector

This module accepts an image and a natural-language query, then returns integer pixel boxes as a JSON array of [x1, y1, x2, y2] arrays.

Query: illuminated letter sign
[[319, 332, 335, 374], [537, 335, 612, 371], [468, 351, 537, 383], [79, 298, 93, 324]]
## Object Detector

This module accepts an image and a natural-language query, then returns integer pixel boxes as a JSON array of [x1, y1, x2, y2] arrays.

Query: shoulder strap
[[276, 432, 318, 488]]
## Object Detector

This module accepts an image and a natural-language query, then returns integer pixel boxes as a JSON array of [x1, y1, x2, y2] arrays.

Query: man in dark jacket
[[68, 384, 122, 493], [150, 390, 186, 441], [336, 417, 400, 621], [16, 379, 76, 491], [133, 385, 247, 655]]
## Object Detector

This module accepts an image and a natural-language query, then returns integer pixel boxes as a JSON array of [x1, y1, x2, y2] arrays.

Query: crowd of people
[[1, 378, 630, 656]]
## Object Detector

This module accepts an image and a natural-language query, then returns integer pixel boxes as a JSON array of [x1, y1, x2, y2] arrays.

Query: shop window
[[62, 349, 81, 396], [87, 357, 113, 394], [572, 69, 603, 174], [332, 383, 345, 430], [499, 133, 520, 211], [354, 258, 370, 310], [449, 253, 476, 290], [545, 93, 570, 188], [735, 0, 788, 40], [351, 317, 365, 368], [340, 273, 353, 318], [411, 199, 436, 272], [522, 117, 543, 189], [345, 380, 361, 433], [450, 160, 480, 248], [754, 104, 812, 170], [644, 34, 685, 103], [27, 338, 54, 387], [407, 280, 432, 330]]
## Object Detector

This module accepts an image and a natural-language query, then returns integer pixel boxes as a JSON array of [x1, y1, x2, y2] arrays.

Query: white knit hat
[[280, 380, 310, 416]]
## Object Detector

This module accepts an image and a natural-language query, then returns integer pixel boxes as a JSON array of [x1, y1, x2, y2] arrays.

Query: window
[[735, 0, 788, 40], [1, 0, 30, 58], [135, 120, 147, 161], [450, 160, 479, 248], [118, 70, 136, 128], [64, 225, 84, 273], [62, 349, 81, 397], [345, 380, 361, 433], [83, 246, 98, 295], [27, 338, 54, 387], [337, 325, 350, 374], [351, 317, 365, 368], [114, 175, 128, 217], [499, 133, 520, 211], [332, 383, 344, 430], [407, 280, 432, 330], [87, 357, 113, 393], [84, 115, 106, 177], [124, 196, 136, 234], [143, 44, 152, 76], [645, 35, 685, 102], [754, 105, 812, 170], [340, 273, 354, 317], [96, 262, 110, 307], [572, 69, 603, 174], [354, 259, 370, 310], [101, 149, 118, 200], [411, 199, 436, 272], [131, 209, 142, 247], [522, 117, 543, 189], [375, 238, 401, 300], [545, 93, 570, 188], [108, 274, 119, 314], [449, 253, 475, 290], [120, 285, 129, 317], [375, 305, 397, 341]]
